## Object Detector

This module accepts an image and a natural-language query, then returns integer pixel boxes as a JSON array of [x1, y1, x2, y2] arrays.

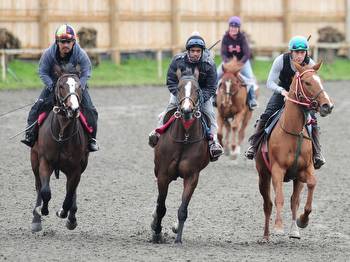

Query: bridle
[[285, 69, 324, 111], [53, 74, 81, 118]]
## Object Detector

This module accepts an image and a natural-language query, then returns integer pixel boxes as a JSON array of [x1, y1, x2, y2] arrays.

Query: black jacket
[[166, 50, 217, 103]]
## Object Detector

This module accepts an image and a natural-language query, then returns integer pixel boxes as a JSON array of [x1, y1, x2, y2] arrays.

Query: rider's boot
[[312, 125, 325, 169], [245, 119, 266, 160], [247, 86, 258, 110], [88, 127, 99, 152]]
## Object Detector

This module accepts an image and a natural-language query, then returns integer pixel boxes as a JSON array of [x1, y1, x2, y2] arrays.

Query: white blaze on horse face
[[225, 80, 232, 93], [66, 77, 79, 110], [312, 74, 331, 101], [183, 81, 192, 110]]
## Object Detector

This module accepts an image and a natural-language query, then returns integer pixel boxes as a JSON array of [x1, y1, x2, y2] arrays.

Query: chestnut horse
[[151, 68, 210, 244], [30, 69, 89, 232], [255, 62, 333, 241], [216, 59, 255, 159]]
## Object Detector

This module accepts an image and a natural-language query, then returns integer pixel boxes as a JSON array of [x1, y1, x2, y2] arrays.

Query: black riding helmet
[[185, 35, 206, 50]]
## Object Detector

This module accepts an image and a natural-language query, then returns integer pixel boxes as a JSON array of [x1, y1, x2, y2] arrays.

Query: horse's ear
[[312, 61, 323, 71], [176, 68, 182, 80], [293, 61, 303, 73], [194, 67, 199, 80]]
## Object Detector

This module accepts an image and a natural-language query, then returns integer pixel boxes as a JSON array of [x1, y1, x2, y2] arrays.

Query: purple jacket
[[220, 31, 251, 63]]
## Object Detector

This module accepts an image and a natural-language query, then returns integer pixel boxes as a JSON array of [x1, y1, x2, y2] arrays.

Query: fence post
[[110, 0, 121, 64], [156, 50, 162, 79], [171, 0, 181, 55], [1, 50, 6, 81], [39, 0, 49, 49], [346, 0, 350, 58], [283, 0, 292, 43]]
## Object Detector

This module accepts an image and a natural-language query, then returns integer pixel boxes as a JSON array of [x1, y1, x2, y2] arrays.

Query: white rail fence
[[1, 43, 350, 81]]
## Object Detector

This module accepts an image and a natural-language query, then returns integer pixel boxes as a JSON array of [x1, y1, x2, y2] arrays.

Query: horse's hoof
[[296, 218, 308, 228], [174, 238, 182, 244], [152, 233, 163, 244], [56, 208, 67, 219], [258, 237, 270, 244], [273, 227, 285, 235], [172, 222, 178, 234], [31, 222, 42, 233], [41, 208, 49, 216], [289, 233, 301, 239], [66, 220, 78, 230]]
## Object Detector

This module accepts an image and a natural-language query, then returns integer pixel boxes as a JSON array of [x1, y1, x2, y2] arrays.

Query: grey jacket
[[38, 42, 91, 90]]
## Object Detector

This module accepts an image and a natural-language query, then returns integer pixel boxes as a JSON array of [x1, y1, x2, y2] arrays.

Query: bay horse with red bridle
[[216, 58, 255, 159], [151, 68, 210, 244], [30, 67, 90, 232], [255, 62, 333, 241]]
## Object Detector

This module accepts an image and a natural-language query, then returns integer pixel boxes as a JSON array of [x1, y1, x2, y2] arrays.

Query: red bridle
[[285, 69, 324, 110]]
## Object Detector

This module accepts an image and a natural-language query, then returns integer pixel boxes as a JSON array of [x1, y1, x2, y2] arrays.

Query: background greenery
[[0, 57, 349, 90]]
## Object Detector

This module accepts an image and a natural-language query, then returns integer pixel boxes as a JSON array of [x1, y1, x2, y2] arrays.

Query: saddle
[[37, 111, 93, 134]]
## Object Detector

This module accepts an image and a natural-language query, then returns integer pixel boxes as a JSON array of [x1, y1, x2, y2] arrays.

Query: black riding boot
[[245, 119, 266, 159], [312, 125, 325, 169], [21, 123, 37, 147], [89, 127, 99, 152]]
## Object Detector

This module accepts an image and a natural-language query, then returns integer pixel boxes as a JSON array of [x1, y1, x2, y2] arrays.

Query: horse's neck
[[53, 113, 77, 137], [281, 79, 305, 133], [174, 117, 202, 136]]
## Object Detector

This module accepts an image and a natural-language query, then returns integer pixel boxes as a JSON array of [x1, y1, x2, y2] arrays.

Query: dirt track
[[0, 82, 349, 261]]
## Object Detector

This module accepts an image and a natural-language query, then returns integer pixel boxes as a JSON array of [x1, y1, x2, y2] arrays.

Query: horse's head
[[292, 61, 334, 117], [176, 67, 201, 121], [53, 65, 82, 119], [220, 58, 243, 105]]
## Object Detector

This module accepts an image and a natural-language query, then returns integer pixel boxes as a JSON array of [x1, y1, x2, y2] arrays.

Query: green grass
[[0, 57, 349, 90]]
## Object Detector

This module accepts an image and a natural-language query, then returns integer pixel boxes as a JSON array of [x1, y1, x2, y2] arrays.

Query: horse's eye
[[304, 81, 311, 86]]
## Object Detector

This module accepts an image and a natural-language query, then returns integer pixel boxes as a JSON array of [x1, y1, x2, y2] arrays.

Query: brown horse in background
[[216, 58, 255, 159], [255, 62, 333, 241], [30, 68, 89, 232], [151, 68, 210, 244]]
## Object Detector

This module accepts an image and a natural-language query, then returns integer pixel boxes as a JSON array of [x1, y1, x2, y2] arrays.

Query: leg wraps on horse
[[81, 88, 98, 138]]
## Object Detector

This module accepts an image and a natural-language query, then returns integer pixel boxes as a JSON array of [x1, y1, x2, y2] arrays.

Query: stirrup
[[209, 142, 224, 159], [244, 146, 255, 160], [148, 130, 160, 148], [89, 138, 99, 152], [314, 154, 325, 169]]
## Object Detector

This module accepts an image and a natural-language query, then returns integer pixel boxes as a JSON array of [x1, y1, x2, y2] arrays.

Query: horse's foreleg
[[151, 174, 170, 243], [66, 191, 78, 230], [289, 180, 304, 239], [174, 173, 199, 244], [258, 171, 272, 241], [38, 158, 53, 216], [271, 165, 285, 234], [230, 111, 244, 159], [57, 173, 81, 220], [31, 172, 43, 232], [217, 113, 224, 147], [297, 174, 316, 229], [223, 120, 231, 155], [238, 110, 252, 145]]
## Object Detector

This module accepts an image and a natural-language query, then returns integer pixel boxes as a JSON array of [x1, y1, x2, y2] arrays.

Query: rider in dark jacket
[[21, 24, 99, 152], [245, 36, 325, 169], [148, 33, 223, 160]]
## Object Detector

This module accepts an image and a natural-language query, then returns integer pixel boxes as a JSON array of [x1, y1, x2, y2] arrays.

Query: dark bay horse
[[30, 69, 89, 232], [255, 62, 333, 241], [151, 68, 210, 244], [216, 58, 255, 159]]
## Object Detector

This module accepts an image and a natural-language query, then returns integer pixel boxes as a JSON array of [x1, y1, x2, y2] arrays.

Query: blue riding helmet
[[186, 36, 206, 50], [288, 36, 309, 51]]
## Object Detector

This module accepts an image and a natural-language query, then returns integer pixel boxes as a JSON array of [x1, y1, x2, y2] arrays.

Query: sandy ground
[[0, 82, 349, 261]]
